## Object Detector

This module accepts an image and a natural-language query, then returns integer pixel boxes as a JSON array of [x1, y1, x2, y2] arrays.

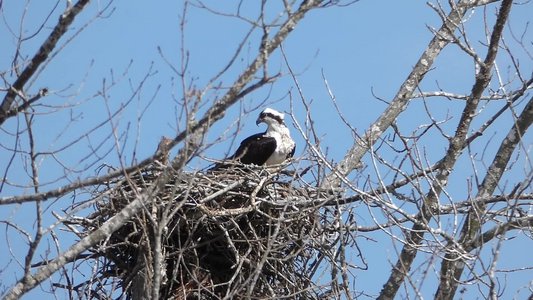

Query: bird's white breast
[[264, 129, 295, 165]]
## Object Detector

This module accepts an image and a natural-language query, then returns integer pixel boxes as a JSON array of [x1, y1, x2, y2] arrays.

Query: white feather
[[261, 109, 295, 165]]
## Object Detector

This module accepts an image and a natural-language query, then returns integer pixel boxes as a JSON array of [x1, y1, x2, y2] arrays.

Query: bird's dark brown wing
[[230, 133, 277, 165]]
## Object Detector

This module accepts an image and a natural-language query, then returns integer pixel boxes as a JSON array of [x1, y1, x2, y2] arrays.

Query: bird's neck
[[265, 122, 290, 137]]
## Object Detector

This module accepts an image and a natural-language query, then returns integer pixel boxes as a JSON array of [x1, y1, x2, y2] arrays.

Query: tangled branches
[[62, 163, 352, 299]]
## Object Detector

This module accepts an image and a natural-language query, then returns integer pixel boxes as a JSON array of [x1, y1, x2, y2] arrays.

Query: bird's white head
[[256, 108, 285, 126]]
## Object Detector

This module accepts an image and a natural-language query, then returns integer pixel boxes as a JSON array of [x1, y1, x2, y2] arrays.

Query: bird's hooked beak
[[256, 116, 264, 126]]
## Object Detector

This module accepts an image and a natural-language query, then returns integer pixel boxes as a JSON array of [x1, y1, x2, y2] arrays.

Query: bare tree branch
[[0, 0, 91, 125], [378, 1, 515, 298], [324, 1, 479, 187], [1, 1, 530, 299], [436, 93, 532, 298]]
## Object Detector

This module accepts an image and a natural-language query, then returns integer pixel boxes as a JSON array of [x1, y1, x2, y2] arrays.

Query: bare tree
[[1, 0, 531, 299]]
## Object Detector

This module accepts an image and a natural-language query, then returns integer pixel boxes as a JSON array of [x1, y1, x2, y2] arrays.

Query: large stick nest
[[74, 163, 344, 299]]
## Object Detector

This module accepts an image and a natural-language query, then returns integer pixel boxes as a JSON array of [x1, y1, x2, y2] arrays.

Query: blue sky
[[1, 0, 532, 299]]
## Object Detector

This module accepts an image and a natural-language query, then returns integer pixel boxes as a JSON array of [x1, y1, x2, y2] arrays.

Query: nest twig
[[65, 163, 346, 299]]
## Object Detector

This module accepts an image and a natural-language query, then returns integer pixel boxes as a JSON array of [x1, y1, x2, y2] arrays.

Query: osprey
[[215, 108, 296, 168]]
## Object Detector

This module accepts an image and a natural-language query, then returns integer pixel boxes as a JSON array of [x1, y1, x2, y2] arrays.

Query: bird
[[213, 108, 296, 169]]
